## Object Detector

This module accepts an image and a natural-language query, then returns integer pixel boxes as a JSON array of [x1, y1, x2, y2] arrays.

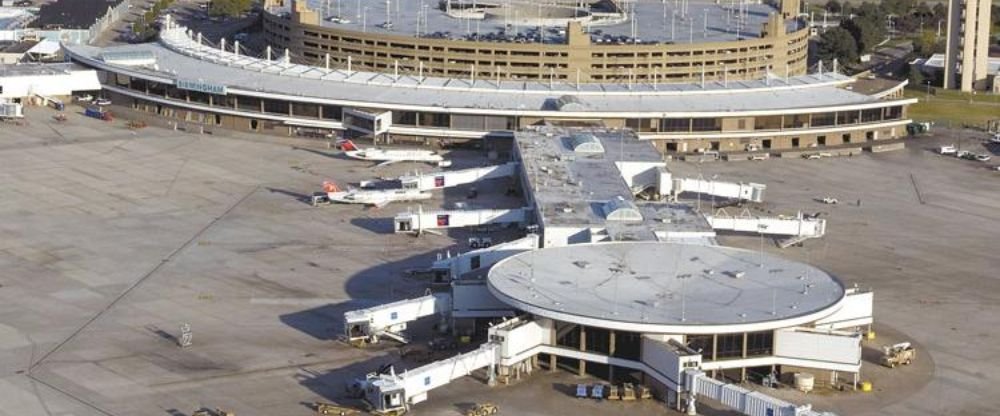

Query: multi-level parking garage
[[261, 0, 808, 83], [62, 19, 917, 154]]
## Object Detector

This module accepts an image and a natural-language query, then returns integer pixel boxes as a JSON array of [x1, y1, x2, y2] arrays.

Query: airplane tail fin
[[322, 181, 340, 193], [337, 139, 359, 151]]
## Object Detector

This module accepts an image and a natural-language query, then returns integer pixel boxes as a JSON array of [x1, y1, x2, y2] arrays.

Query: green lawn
[[904, 89, 1000, 128]]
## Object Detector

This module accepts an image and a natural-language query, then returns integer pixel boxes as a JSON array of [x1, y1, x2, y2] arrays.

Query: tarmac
[[0, 108, 998, 416]]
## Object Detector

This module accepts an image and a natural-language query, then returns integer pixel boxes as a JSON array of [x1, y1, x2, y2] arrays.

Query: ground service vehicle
[[84, 107, 113, 121], [881, 342, 916, 368], [316, 402, 359, 415], [465, 403, 498, 416]]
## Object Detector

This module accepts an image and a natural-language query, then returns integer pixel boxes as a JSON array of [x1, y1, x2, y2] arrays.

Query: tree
[[854, 2, 885, 20], [825, 0, 842, 14], [907, 65, 925, 88], [210, 0, 254, 17], [882, 0, 915, 16], [931, 3, 946, 21], [913, 30, 942, 56], [816, 27, 859, 63], [841, 15, 886, 53]]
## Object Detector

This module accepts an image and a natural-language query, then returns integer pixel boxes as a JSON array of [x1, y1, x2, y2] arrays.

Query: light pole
[[758, 223, 768, 267]]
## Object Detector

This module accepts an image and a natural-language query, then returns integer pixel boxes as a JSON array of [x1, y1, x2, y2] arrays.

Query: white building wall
[[451, 283, 516, 318], [774, 328, 861, 366], [0, 69, 101, 99], [814, 289, 873, 329]]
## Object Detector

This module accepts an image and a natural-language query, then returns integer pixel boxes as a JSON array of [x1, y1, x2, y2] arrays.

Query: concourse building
[[63, 18, 917, 155]]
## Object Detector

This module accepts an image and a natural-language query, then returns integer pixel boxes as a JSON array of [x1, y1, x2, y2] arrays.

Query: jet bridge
[[394, 206, 531, 234], [344, 291, 451, 346], [399, 162, 519, 191], [353, 315, 834, 416], [620, 164, 766, 203], [666, 175, 767, 203], [706, 209, 826, 244], [684, 370, 837, 416], [431, 234, 540, 280]]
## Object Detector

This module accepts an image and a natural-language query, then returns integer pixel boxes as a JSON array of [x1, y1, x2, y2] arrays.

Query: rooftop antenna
[[689, 16, 693, 42], [703, 9, 707, 38], [757, 223, 768, 267], [386, 0, 391, 30], [771, 288, 777, 315], [671, 10, 676, 40], [630, 3, 637, 40]]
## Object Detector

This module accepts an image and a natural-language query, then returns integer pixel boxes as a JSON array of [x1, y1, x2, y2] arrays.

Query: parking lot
[[0, 110, 998, 416]]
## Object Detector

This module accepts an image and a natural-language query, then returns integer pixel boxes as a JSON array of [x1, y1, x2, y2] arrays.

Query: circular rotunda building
[[483, 241, 872, 397]]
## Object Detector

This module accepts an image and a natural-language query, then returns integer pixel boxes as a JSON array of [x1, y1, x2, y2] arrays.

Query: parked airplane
[[338, 139, 450, 167], [311, 181, 432, 208]]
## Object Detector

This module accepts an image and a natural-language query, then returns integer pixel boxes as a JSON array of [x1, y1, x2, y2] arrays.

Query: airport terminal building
[[63, 17, 916, 155]]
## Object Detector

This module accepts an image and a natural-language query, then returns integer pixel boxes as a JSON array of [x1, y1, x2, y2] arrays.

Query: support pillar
[[608, 330, 617, 381], [578, 326, 587, 376], [711, 334, 718, 379], [487, 363, 497, 386], [741, 332, 748, 382]]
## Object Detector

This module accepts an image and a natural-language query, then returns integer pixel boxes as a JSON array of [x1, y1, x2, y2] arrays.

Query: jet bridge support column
[[609, 330, 616, 381]]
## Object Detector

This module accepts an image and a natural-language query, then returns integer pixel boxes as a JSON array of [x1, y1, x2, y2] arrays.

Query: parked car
[[939, 145, 957, 155], [958, 151, 977, 160], [975, 154, 991, 162], [989, 134, 1000, 144], [92, 98, 112, 106]]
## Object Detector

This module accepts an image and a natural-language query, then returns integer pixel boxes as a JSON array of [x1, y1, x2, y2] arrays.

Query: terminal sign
[[176, 79, 227, 95]]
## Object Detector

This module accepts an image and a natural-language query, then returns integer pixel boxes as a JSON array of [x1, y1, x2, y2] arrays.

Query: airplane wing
[[375, 160, 400, 168]]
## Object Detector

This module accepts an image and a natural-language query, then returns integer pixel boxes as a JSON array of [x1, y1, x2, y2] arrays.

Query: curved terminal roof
[[61, 27, 916, 117], [488, 242, 846, 333]]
